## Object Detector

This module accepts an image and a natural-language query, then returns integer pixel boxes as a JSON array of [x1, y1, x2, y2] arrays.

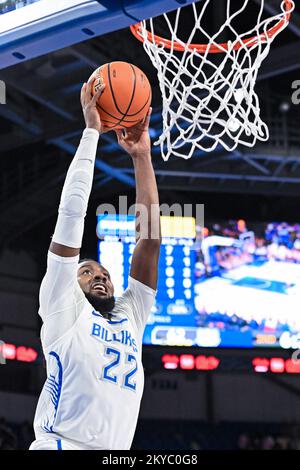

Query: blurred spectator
[[201, 220, 300, 268], [190, 439, 202, 450], [236, 430, 300, 451], [274, 435, 290, 450], [261, 435, 275, 450], [237, 433, 253, 450]]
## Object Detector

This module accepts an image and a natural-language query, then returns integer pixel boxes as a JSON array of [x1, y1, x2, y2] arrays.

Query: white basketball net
[[134, 0, 294, 160]]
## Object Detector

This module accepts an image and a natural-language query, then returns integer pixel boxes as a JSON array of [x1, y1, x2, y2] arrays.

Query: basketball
[[89, 61, 152, 130]]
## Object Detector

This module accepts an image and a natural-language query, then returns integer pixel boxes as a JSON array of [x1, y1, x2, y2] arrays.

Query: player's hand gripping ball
[[88, 61, 152, 130]]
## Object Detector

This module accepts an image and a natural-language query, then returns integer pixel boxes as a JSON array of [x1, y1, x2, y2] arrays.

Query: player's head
[[77, 259, 115, 314]]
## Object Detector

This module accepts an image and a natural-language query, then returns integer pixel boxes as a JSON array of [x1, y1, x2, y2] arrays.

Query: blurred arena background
[[1, 0, 300, 450]]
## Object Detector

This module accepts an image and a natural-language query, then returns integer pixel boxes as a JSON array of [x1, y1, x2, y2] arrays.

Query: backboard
[[0, 0, 196, 69]]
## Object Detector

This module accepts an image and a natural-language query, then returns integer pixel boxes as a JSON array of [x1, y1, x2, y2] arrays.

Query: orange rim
[[130, 0, 293, 54]]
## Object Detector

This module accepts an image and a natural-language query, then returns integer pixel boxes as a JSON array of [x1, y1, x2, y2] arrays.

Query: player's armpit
[[130, 238, 160, 290], [126, 275, 156, 334]]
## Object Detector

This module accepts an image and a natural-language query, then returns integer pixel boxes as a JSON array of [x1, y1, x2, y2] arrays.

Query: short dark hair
[[78, 258, 104, 270], [78, 257, 97, 264]]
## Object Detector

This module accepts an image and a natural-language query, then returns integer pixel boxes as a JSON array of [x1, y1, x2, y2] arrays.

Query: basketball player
[[29, 80, 160, 450]]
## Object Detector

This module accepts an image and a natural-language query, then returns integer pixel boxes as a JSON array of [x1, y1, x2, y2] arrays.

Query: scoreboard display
[[97, 214, 198, 347], [97, 216, 300, 349]]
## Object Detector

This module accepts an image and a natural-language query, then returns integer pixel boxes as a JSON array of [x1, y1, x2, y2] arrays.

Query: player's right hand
[[114, 107, 152, 159], [80, 81, 108, 134]]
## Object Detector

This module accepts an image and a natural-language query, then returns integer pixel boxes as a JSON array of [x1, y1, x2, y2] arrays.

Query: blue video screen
[[97, 215, 300, 349], [194, 221, 300, 349]]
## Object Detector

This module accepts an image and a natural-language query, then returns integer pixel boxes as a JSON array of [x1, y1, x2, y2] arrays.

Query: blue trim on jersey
[[56, 439, 62, 450], [91, 310, 102, 317], [91, 310, 127, 325], [42, 351, 63, 433], [108, 318, 128, 325]]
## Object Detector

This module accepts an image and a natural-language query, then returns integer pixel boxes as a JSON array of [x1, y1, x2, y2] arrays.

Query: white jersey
[[31, 251, 156, 450]]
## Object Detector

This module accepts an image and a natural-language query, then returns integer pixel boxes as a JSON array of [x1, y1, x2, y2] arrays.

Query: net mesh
[[133, 0, 294, 160]]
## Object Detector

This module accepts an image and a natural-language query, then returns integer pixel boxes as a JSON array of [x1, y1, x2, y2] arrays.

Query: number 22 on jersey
[[102, 347, 138, 392]]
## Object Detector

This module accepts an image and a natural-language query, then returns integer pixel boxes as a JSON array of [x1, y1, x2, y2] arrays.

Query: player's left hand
[[114, 107, 152, 159]]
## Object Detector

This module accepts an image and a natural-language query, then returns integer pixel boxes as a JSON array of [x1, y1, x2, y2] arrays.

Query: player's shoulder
[[111, 277, 156, 335], [112, 276, 156, 318], [114, 277, 156, 310], [113, 286, 134, 313], [127, 276, 156, 296]]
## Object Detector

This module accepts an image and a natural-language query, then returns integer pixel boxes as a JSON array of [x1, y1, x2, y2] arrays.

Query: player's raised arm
[[38, 82, 106, 342], [50, 81, 106, 257], [115, 108, 161, 290]]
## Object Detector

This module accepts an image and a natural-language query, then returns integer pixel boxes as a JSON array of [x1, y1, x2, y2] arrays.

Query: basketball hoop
[[130, 0, 294, 160]]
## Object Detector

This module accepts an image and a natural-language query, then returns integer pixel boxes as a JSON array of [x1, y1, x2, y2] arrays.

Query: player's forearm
[[51, 128, 99, 251], [133, 153, 160, 242]]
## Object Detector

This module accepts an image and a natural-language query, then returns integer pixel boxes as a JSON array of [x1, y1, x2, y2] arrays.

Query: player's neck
[[84, 292, 115, 318]]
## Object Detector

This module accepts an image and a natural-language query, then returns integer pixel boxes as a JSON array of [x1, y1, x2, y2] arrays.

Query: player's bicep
[[130, 239, 160, 290], [39, 251, 81, 321]]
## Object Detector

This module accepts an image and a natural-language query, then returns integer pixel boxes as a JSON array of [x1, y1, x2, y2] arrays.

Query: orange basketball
[[89, 61, 152, 130]]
